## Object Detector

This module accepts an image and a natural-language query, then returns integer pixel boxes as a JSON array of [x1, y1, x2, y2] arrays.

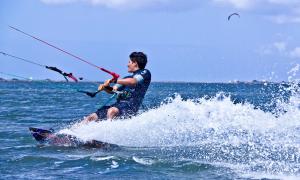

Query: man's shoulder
[[139, 69, 151, 80], [139, 69, 151, 76]]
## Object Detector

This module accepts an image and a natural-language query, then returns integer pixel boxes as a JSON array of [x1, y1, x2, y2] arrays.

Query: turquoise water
[[0, 81, 300, 179]]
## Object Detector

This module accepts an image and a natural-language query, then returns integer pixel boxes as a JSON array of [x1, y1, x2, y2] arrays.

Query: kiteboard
[[29, 127, 118, 149]]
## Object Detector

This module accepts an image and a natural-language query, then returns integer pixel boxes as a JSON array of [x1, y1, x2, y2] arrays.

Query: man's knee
[[107, 107, 119, 119], [86, 113, 98, 122]]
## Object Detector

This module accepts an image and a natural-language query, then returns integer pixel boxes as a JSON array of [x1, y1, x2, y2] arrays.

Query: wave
[[59, 85, 300, 177]]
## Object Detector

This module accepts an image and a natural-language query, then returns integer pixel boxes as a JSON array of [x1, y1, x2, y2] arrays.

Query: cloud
[[258, 41, 287, 55], [40, 0, 300, 11], [268, 14, 300, 24], [258, 41, 300, 59], [40, 0, 300, 23], [273, 42, 287, 52], [213, 0, 300, 9], [290, 47, 300, 58], [268, 0, 300, 5], [213, 0, 256, 9], [40, 0, 201, 11], [41, 0, 77, 4]]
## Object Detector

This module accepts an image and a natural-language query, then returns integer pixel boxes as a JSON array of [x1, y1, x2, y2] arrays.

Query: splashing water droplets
[[58, 86, 300, 176]]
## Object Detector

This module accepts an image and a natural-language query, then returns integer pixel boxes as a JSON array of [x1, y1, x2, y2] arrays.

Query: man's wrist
[[111, 78, 118, 84]]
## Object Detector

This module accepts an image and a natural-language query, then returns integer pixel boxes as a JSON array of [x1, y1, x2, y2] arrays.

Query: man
[[83, 52, 151, 122]]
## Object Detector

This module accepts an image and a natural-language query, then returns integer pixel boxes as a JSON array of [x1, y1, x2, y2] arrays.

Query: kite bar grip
[[100, 68, 120, 81]]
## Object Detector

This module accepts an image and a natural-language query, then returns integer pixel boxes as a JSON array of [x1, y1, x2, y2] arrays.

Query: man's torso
[[115, 69, 151, 112]]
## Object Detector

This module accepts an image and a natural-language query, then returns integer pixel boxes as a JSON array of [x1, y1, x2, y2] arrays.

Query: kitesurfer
[[83, 52, 151, 122]]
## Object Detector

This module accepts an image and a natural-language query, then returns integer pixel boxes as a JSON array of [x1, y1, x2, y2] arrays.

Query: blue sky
[[1, 0, 300, 82]]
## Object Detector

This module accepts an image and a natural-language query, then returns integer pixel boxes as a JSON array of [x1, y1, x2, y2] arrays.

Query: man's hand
[[98, 84, 105, 91], [99, 79, 114, 94], [103, 79, 111, 87]]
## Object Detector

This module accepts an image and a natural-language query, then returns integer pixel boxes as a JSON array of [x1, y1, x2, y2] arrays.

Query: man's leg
[[82, 106, 111, 123], [107, 107, 120, 120], [82, 113, 98, 123]]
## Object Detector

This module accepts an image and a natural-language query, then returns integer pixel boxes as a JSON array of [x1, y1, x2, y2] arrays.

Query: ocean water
[[0, 81, 300, 179]]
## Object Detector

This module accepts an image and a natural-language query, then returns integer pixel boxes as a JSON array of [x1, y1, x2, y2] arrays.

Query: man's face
[[127, 59, 138, 72]]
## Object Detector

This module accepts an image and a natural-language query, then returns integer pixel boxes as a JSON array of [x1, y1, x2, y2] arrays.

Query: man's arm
[[111, 78, 138, 91], [104, 72, 145, 92], [115, 78, 137, 86]]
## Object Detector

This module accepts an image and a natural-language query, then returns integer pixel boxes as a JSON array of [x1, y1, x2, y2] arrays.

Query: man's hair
[[129, 52, 147, 69]]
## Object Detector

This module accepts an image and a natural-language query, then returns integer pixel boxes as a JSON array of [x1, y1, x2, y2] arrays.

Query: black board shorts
[[95, 102, 137, 120]]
